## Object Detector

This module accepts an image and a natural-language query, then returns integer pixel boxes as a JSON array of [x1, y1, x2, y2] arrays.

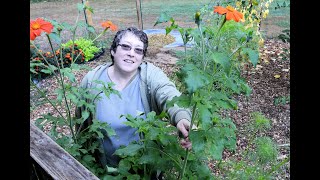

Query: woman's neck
[[107, 66, 138, 91]]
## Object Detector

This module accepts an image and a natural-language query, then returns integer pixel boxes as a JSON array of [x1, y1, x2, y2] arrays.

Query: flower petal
[[30, 18, 53, 40], [39, 21, 54, 34], [214, 6, 228, 15]]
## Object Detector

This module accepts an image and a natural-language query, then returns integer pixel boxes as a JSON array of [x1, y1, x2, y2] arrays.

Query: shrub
[[62, 37, 102, 61]]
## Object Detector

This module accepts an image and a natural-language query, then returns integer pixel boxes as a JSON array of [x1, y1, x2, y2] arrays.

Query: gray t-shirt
[[95, 68, 146, 167]]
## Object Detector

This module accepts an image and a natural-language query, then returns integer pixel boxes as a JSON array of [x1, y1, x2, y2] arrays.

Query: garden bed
[[30, 0, 290, 178], [30, 38, 290, 179]]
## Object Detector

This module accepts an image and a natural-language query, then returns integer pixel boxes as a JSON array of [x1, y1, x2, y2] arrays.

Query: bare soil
[[30, 1, 290, 179]]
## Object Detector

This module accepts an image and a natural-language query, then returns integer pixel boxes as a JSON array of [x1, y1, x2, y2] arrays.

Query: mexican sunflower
[[101, 20, 118, 31], [214, 5, 244, 22], [30, 18, 54, 40]]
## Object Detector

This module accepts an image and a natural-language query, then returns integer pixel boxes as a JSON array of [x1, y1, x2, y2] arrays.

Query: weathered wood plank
[[30, 123, 100, 180], [136, 0, 143, 30]]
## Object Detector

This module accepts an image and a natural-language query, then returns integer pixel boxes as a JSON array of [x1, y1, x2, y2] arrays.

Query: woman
[[76, 27, 192, 175]]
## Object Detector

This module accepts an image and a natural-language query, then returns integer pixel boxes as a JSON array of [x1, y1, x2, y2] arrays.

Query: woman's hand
[[176, 119, 194, 150]]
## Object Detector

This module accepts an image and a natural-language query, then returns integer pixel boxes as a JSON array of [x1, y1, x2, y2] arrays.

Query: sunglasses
[[118, 44, 144, 55]]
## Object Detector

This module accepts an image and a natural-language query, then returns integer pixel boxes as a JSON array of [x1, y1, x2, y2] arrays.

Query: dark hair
[[110, 27, 148, 63]]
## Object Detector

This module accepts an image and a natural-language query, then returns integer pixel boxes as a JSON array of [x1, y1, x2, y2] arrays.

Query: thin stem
[[146, 147, 182, 169], [70, 12, 80, 65], [81, 0, 88, 26], [75, 90, 102, 137], [179, 99, 197, 179], [198, 25, 206, 71], [215, 15, 226, 51], [46, 34, 76, 143]]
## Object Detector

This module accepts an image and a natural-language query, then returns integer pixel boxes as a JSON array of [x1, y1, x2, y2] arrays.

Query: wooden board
[[30, 123, 99, 180]]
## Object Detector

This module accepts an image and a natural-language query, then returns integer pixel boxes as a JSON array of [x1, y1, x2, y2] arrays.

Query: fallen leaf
[[274, 74, 281, 78], [255, 65, 263, 70]]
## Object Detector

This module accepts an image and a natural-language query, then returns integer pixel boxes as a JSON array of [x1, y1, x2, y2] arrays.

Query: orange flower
[[101, 20, 118, 31], [30, 18, 54, 40], [214, 5, 244, 22]]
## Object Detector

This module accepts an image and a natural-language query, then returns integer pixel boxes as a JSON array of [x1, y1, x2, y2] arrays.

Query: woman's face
[[111, 32, 144, 74]]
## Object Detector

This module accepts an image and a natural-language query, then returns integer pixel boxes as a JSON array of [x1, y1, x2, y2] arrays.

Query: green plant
[[30, 44, 85, 80], [30, 1, 288, 179], [148, 1, 287, 178], [62, 37, 101, 61], [30, 3, 119, 177], [278, 29, 290, 43], [216, 111, 289, 179], [274, 95, 290, 105], [274, 0, 290, 10]]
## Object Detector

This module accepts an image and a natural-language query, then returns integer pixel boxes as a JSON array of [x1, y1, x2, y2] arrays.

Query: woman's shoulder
[[83, 62, 111, 83], [141, 61, 162, 72], [141, 61, 169, 83], [90, 62, 112, 73]]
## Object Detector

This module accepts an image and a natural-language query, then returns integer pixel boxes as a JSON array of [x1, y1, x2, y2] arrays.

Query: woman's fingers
[[180, 137, 192, 150], [177, 119, 191, 138]]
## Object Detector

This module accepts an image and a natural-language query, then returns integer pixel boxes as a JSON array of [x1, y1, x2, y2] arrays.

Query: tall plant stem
[[75, 90, 102, 137], [198, 25, 206, 71], [70, 10, 81, 64], [215, 16, 226, 52], [179, 100, 197, 179], [47, 34, 77, 142], [81, 0, 88, 26]]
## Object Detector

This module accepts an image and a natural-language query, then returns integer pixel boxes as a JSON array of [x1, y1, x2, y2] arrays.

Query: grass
[[261, 0, 290, 38], [30, 0, 290, 38]]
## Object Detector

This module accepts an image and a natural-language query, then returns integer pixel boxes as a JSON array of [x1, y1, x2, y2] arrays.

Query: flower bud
[[195, 11, 201, 26]]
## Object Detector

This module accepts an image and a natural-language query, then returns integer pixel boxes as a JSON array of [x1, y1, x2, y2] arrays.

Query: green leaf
[[82, 154, 95, 164], [61, 22, 73, 31], [77, 3, 85, 12], [106, 166, 119, 173], [61, 68, 76, 82], [81, 110, 90, 121], [115, 144, 143, 157], [48, 32, 61, 44], [198, 103, 212, 128], [211, 52, 231, 73], [138, 151, 161, 164], [241, 48, 259, 67], [87, 25, 96, 34], [181, 64, 210, 94], [116, 159, 132, 176], [86, 6, 94, 14], [66, 93, 78, 104], [189, 130, 206, 153], [208, 139, 224, 160], [154, 12, 171, 26], [225, 77, 240, 94], [166, 94, 191, 108]]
